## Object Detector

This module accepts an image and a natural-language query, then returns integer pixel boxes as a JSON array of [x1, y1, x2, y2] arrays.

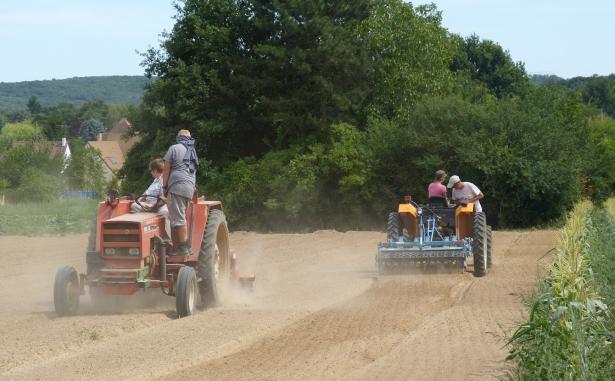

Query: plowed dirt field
[[0, 229, 556, 381]]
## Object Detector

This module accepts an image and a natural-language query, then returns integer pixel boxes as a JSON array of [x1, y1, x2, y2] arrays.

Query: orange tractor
[[53, 190, 254, 318], [377, 196, 492, 276]]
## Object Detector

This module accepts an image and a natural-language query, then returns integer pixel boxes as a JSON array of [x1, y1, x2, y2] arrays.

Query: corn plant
[[508, 201, 614, 381]]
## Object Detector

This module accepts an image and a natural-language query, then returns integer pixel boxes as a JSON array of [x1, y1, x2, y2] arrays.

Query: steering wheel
[[134, 194, 165, 213], [409, 199, 442, 220]]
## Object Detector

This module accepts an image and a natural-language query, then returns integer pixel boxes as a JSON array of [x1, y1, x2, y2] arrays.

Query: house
[[54, 138, 72, 169], [87, 118, 140, 182]]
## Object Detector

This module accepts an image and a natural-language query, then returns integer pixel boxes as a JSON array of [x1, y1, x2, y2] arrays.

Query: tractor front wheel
[[54, 266, 80, 316], [176, 266, 198, 317], [472, 212, 488, 277]]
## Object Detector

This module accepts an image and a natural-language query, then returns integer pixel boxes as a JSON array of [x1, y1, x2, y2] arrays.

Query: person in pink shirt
[[427, 170, 449, 206]]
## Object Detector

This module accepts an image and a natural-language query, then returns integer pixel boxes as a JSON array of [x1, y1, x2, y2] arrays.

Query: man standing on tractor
[[163, 129, 199, 256], [447, 175, 484, 212]]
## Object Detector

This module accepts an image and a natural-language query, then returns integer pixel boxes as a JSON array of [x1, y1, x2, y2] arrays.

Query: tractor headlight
[[128, 248, 141, 256], [104, 248, 116, 255]]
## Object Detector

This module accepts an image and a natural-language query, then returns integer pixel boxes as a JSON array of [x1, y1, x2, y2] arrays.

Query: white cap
[[447, 175, 460, 188]]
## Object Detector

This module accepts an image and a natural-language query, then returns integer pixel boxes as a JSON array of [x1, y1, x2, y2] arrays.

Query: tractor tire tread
[[197, 209, 229, 308], [54, 265, 79, 316], [387, 212, 401, 242], [487, 225, 493, 268], [176, 266, 197, 317], [472, 212, 487, 277]]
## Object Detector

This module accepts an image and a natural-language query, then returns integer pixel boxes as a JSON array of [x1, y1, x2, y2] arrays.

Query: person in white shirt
[[447, 175, 484, 213], [131, 158, 171, 237]]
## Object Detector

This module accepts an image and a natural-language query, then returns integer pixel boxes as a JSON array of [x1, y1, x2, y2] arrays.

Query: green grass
[[0, 199, 98, 236]]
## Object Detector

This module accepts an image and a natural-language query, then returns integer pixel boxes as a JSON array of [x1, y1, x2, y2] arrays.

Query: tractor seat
[[428, 197, 447, 207], [429, 205, 456, 228]]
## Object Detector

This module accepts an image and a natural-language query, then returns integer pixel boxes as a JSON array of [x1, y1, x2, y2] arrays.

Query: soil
[[0, 229, 557, 381]]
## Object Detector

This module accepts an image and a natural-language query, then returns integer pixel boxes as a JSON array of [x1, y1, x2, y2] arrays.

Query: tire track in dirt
[[0, 230, 557, 381], [346, 230, 558, 381], [158, 230, 556, 381], [0, 231, 381, 380], [156, 275, 472, 381]]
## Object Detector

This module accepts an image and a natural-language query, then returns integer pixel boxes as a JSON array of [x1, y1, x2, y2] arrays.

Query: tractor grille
[[104, 234, 139, 242], [103, 222, 140, 244]]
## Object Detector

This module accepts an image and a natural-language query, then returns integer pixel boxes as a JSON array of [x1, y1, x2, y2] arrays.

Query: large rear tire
[[54, 266, 80, 316], [387, 212, 412, 242], [198, 209, 231, 308], [386, 212, 400, 241], [487, 225, 493, 268], [472, 212, 488, 277], [176, 266, 198, 317]]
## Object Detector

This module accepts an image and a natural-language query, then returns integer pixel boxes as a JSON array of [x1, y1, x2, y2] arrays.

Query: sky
[[0, 0, 613, 83], [431, 0, 615, 79]]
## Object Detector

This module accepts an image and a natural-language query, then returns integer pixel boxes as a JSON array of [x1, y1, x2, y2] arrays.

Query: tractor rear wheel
[[472, 212, 488, 277], [387, 212, 412, 242], [54, 266, 80, 316], [487, 225, 493, 268], [387, 212, 400, 241], [198, 209, 231, 308], [176, 266, 198, 317]]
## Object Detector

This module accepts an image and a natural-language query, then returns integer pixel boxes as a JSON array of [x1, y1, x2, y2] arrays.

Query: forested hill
[[530, 74, 615, 117], [0, 76, 151, 109], [529, 74, 564, 85]]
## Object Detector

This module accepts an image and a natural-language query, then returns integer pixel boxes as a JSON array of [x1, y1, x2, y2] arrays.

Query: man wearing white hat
[[447, 175, 484, 213]]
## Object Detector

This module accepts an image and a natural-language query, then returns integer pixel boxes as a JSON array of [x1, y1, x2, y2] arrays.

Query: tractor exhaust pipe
[[160, 243, 167, 283], [155, 236, 167, 285]]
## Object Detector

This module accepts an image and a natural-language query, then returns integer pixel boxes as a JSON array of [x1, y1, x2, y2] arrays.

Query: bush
[[64, 140, 106, 195], [13, 168, 63, 202], [0, 144, 64, 189]]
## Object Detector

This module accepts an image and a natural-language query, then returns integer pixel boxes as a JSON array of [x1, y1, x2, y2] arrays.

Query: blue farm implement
[[376, 198, 492, 277]]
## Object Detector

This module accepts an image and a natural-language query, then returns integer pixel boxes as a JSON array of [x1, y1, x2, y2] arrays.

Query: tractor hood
[[105, 212, 162, 225]]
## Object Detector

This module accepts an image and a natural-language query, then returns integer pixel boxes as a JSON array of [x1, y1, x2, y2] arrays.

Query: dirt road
[[0, 229, 556, 381]]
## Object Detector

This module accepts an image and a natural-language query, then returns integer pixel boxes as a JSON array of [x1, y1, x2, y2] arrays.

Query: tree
[[0, 177, 8, 205], [0, 144, 64, 189], [78, 100, 110, 126], [139, 0, 374, 163], [361, 1, 453, 117], [450, 34, 529, 98], [80, 118, 106, 141], [584, 116, 615, 202], [38, 103, 78, 139], [0, 121, 43, 149], [64, 141, 107, 195], [26, 96, 43, 115], [16, 167, 63, 202]]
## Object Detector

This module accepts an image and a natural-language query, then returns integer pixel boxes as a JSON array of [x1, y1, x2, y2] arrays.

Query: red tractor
[[53, 190, 253, 318]]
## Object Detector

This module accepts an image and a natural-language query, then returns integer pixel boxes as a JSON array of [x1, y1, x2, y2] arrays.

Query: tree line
[[115, 0, 615, 231]]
